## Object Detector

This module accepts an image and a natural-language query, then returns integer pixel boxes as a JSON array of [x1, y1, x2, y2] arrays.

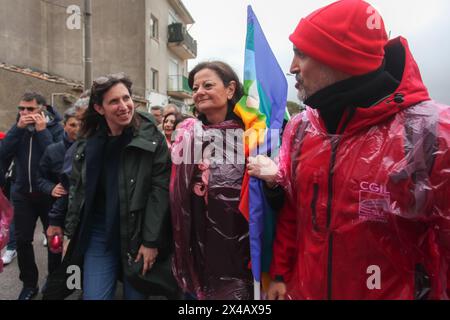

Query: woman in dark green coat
[[63, 73, 178, 300]]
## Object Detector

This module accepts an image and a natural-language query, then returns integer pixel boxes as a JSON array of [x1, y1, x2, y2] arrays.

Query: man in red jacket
[[249, 0, 450, 300]]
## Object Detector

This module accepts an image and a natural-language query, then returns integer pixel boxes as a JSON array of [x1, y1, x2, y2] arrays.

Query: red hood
[[307, 37, 431, 135]]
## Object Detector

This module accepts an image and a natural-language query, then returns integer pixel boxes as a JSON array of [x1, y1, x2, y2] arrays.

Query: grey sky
[[184, 0, 450, 104]]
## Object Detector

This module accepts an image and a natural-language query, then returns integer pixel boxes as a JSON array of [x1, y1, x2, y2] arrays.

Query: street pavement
[[0, 222, 82, 300], [1, 222, 49, 300]]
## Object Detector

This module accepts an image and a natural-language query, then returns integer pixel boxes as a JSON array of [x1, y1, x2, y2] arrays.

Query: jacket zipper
[[326, 138, 340, 300], [311, 183, 319, 232], [28, 136, 33, 193], [324, 105, 355, 300]]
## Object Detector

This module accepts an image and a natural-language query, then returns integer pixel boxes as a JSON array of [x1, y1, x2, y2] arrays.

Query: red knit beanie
[[289, 0, 388, 75]]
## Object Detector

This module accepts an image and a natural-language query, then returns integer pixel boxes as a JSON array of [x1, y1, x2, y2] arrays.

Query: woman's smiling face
[[192, 68, 235, 115]]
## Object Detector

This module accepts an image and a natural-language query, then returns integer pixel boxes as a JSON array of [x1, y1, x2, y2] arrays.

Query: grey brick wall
[[0, 68, 82, 132]]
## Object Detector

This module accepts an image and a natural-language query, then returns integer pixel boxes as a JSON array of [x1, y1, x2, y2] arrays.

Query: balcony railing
[[167, 75, 192, 99], [168, 23, 197, 59]]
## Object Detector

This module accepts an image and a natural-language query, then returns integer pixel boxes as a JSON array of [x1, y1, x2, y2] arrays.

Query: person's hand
[[51, 183, 67, 198], [47, 226, 63, 239], [17, 115, 35, 129], [47, 226, 63, 246], [247, 155, 279, 188], [33, 112, 47, 132], [47, 226, 65, 255], [267, 281, 287, 300], [135, 246, 158, 276]]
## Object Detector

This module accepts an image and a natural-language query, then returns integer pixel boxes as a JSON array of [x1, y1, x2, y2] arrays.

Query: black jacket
[[47, 143, 77, 228], [0, 106, 64, 194], [65, 111, 179, 298], [38, 133, 73, 196]]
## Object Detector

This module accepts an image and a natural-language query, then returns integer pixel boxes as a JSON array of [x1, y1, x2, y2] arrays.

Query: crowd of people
[[0, 0, 449, 300]]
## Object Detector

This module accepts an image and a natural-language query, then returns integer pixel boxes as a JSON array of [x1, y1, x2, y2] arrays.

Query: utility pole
[[84, 0, 93, 90]]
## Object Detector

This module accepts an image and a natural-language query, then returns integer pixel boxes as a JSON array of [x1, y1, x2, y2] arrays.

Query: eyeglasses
[[18, 106, 39, 112], [93, 73, 127, 86]]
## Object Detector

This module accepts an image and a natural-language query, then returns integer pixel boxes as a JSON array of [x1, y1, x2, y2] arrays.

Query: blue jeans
[[83, 225, 147, 300], [6, 220, 16, 251]]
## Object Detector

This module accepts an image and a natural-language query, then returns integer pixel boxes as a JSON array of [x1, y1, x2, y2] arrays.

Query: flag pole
[[254, 280, 261, 300]]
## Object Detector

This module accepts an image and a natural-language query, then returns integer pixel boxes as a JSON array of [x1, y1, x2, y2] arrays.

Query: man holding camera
[[0, 92, 63, 300]]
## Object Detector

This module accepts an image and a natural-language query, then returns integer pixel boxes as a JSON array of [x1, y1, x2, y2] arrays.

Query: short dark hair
[[188, 61, 244, 110], [80, 73, 139, 138], [21, 91, 46, 106]]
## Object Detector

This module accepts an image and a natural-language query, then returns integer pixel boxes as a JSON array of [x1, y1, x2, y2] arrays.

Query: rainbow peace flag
[[235, 6, 288, 296]]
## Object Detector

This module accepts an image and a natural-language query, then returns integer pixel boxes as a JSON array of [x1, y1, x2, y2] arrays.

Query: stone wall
[[0, 68, 82, 133]]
